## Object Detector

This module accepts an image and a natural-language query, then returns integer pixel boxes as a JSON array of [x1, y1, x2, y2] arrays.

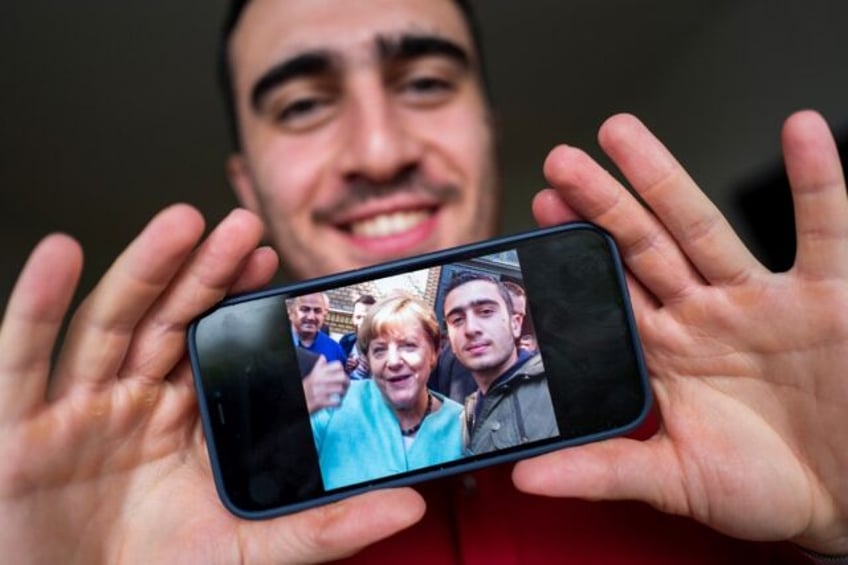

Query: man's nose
[[338, 80, 422, 183], [464, 314, 482, 336]]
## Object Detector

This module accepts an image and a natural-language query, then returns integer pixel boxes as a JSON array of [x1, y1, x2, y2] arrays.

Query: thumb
[[248, 488, 426, 562], [511, 436, 683, 515]]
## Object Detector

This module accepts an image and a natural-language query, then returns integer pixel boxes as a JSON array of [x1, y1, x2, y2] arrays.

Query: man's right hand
[[304, 355, 351, 413], [0, 205, 423, 563]]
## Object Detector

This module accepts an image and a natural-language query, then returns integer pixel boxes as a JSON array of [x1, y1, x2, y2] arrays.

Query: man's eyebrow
[[250, 51, 334, 112], [445, 298, 499, 320], [470, 298, 500, 309], [378, 33, 470, 68]]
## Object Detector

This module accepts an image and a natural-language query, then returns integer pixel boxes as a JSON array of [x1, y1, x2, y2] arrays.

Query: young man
[[223, 0, 499, 279], [442, 272, 558, 454], [0, 0, 846, 562]]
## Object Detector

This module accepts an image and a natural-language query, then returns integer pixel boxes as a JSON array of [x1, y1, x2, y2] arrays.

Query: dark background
[[3, 0, 848, 310]]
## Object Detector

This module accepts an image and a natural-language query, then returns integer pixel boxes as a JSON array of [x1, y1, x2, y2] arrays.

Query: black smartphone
[[188, 222, 651, 519]]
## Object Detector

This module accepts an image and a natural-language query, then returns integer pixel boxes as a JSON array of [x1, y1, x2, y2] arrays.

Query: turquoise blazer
[[311, 379, 464, 490]]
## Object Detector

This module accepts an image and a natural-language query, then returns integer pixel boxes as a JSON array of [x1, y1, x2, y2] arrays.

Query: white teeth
[[350, 210, 430, 238]]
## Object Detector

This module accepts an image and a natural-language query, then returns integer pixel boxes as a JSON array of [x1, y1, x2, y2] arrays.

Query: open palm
[[0, 206, 424, 563], [516, 111, 848, 556]]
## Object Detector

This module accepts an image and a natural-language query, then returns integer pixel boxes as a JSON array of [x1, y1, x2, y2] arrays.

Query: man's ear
[[511, 313, 522, 340], [226, 153, 261, 214]]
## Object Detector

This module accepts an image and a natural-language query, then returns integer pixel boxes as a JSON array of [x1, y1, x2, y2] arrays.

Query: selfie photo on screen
[[286, 251, 558, 491]]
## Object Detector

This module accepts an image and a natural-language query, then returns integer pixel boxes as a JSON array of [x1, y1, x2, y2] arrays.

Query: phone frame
[[188, 221, 652, 519]]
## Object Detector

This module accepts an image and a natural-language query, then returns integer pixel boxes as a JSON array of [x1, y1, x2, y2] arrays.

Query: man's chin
[[462, 358, 498, 373]]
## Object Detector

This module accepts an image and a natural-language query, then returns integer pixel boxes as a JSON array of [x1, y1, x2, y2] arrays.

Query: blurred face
[[368, 323, 437, 412], [351, 302, 370, 329], [227, 0, 499, 279], [444, 280, 521, 390], [519, 334, 538, 353], [508, 291, 526, 326], [288, 293, 328, 341]]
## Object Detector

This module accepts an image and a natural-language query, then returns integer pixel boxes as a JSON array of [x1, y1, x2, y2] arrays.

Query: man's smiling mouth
[[349, 209, 432, 238], [313, 174, 461, 246]]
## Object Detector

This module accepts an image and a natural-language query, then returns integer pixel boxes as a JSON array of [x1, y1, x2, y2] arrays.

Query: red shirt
[[339, 412, 806, 564]]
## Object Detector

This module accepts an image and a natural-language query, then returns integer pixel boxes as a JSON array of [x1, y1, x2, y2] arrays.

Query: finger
[[597, 114, 765, 285], [782, 110, 848, 278], [324, 382, 348, 396], [312, 355, 328, 373], [544, 144, 701, 302], [168, 245, 278, 389], [168, 243, 278, 386], [512, 435, 686, 518], [228, 246, 279, 295], [138, 235, 276, 391], [51, 204, 205, 398], [325, 361, 350, 382], [531, 188, 582, 226], [532, 188, 660, 313], [118, 209, 267, 384], [303, 357, 327, 408], [0, 235, 82, 420], [248, 488, 425, 562], [325, 394, 343, 409]]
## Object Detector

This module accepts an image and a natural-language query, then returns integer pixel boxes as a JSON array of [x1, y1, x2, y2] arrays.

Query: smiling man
[[223, 0, 499, 279], [1, 0, 847, 562]]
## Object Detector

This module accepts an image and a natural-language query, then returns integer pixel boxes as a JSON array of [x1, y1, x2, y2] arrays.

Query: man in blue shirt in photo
[[288, 292, 346, 364]]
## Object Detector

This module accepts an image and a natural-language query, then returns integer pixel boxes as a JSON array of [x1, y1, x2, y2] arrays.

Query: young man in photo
[[443, 272, 558, 454]]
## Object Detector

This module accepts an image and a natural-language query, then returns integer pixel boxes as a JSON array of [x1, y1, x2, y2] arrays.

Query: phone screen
[[189, 223, 650, 518]]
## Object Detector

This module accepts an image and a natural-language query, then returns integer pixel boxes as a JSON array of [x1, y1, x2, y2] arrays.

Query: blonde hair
[[358, 294, 440, 356]]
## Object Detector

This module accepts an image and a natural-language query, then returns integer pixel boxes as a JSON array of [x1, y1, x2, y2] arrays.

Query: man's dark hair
[[217, 0, 490, 150], [444, 270, 514, 316], [354, 294, 377, 307]]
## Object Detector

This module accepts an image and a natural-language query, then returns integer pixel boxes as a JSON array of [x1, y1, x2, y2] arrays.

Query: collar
[[473, 349, 533, 421]]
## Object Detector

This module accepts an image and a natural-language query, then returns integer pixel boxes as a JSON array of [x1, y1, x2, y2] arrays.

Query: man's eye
[[269, 93, 335, 131], [278, 98, 322, 121], [407, 76, 451, 93], [447, 316, 463, 327], [397, 75, 455, 106]]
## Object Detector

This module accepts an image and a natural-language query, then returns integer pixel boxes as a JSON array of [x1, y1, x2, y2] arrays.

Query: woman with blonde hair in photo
[[310, 294, 463, 490]]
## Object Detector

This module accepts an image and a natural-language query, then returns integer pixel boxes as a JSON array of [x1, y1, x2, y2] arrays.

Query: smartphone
[[188, 222, 651, 519]]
